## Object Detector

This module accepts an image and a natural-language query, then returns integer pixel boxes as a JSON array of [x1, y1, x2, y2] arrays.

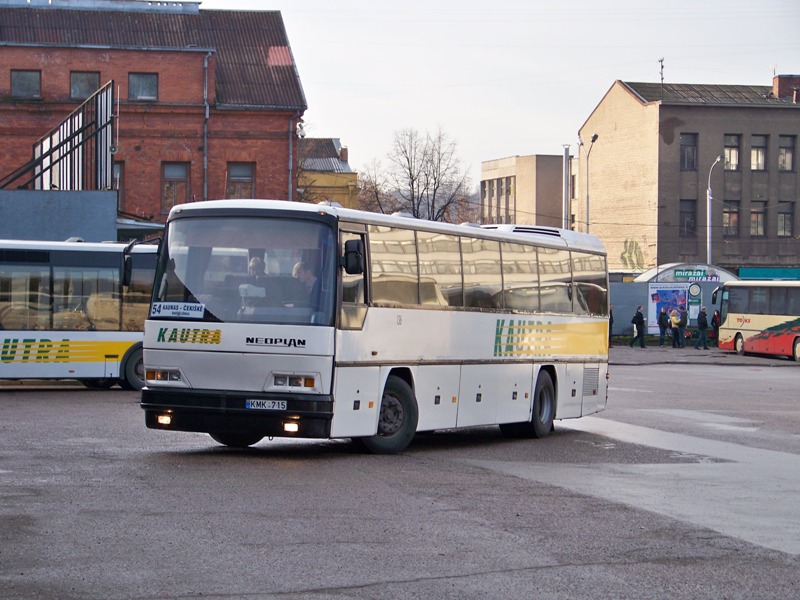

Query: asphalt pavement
[[610, 337, 799, 367]]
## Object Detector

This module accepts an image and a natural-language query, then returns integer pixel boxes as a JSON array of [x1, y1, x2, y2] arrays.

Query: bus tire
[[209, 432, 263, 448], [120, 347, 145, 391], [499, 371, 555, 439], [734, 334, 745, 355], [357, 375, 419, 455], [792, 338, 800, 362]]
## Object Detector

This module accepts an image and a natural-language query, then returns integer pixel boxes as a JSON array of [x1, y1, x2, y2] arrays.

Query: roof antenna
[[658, 57, 665, 100]]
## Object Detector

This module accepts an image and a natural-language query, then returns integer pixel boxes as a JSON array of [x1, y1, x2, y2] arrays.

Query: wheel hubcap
[[378, 394, 404, 436]]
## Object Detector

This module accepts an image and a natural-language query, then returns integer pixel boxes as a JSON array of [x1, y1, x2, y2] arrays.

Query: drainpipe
[[203, 52, 212, 201], [288, 112, 301, 201]]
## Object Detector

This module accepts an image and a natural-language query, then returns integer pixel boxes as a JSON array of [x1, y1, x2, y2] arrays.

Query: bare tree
[[385, 127, 471, 222], [357, 159, 399, 214]]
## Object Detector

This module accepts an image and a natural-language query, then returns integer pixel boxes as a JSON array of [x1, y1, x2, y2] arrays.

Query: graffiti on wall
[[620, 239, 646, 270]]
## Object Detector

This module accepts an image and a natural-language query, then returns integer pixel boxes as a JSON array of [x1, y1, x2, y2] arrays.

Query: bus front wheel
[[500, 371, 555, 439], [209, 432, 263, 448], [792, 338, 800, 362], [734, 334, 745, 355], [356, 375, 419, 455]]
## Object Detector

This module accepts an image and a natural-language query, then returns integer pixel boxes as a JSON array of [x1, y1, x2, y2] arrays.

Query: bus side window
[[788, 289, 800, 316]]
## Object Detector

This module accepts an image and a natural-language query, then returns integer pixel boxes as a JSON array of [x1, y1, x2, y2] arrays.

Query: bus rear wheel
[[209, 432, 263, 448], [500, 370, 555, 439], [792, 338, 800, 362], [734, 334, 745, 355], [356, 375, 419, 455]]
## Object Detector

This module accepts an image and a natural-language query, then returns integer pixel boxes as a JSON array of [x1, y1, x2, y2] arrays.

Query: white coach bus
[[141, 200, 609, 453], [0, 239, 157, 389]]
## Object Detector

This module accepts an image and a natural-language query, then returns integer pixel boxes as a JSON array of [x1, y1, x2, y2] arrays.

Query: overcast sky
[[200, 0, 800, 187]]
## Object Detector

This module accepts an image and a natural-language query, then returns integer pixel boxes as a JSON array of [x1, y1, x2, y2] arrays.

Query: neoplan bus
[[141, 200, 610, 454], [0, 239, 157, 389], [712, 280, 800, 361]]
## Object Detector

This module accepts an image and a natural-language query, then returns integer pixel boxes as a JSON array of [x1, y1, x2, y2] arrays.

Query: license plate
[[245, 400, 286, 410]]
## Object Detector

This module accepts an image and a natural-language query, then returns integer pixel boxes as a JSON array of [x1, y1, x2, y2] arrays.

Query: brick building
[[0, 0, 307, 222], [575, 75, 800, 274]]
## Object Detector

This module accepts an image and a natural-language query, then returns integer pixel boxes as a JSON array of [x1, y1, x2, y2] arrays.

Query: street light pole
[[579, 133, 599, 233], [706, 155, 722, 265]]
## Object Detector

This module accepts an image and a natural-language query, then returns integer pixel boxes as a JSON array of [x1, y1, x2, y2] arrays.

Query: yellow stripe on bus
[[493, 320, 608, 357], [0, 339, 136, 364]]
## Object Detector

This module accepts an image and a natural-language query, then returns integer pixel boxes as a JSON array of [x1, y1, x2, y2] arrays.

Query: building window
[[750, 135, 767, 171], [129, 73, 158, 101], [724, 134, 740, 171], [114, 162, 124, 210], [70, 71, 100, 100], [11, 70, 41, 99], [722, 201, 739, 237], [750, 201, 766, 236], [778, 135, 795, 172], [680, 133, 697, 171], [777, 202, 793, 237], [679, 200, 696, 237], [225, 163, 255, 199], [161, 163, 189, 213]]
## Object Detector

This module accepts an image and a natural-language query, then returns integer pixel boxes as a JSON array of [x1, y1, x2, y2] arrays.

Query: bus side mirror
[[341, 239, 364, 275], [122, 255, 133, 287]]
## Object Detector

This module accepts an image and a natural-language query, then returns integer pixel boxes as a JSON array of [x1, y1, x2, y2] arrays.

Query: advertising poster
[[647, 283, 690, 333]]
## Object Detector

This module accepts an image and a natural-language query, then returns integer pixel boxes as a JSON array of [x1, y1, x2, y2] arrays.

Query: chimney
[[772, 74, 800, 100], [338, 147, 348, 163]]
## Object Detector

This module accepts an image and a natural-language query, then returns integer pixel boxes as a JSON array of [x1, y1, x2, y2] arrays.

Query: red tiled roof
[[0, 6, 307, 109]]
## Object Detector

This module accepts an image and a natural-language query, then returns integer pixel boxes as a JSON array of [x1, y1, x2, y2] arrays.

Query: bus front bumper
[[141, 387, 333, 439]]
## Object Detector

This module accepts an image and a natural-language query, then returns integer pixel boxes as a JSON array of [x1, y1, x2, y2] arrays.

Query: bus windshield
[[151, 216, 336, 326]]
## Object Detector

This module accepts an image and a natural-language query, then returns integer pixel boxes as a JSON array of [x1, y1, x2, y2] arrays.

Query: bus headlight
[[272, 374, 316, 390], [146, 368, 183, 383]]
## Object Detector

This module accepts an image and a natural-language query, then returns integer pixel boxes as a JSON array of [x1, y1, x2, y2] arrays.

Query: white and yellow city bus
[[712, 280, 800, 361], [0, 239, 157, 389], [142, 200, 609, 453]]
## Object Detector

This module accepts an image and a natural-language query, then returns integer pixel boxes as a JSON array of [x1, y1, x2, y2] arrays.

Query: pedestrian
[[657, 306, 669, 346], [678, 306, 688, 348], [694, 306, 710, 349], [608, 304, 614, 347], [630, 305, 646, 348], [670, 309, 681, 348], [711, 309, 721, 347]]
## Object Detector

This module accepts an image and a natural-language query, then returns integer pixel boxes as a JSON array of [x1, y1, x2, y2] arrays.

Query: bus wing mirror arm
[[341, 239, 365, 275]]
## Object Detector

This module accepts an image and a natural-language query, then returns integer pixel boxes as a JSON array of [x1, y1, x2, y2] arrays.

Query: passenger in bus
[[293, 261, 319, 304], [248, 257, 266, 283]]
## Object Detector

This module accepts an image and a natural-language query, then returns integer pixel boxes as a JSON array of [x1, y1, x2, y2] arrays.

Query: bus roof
[[168, 200, 606, 255], [0, 239, 157, 254]]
